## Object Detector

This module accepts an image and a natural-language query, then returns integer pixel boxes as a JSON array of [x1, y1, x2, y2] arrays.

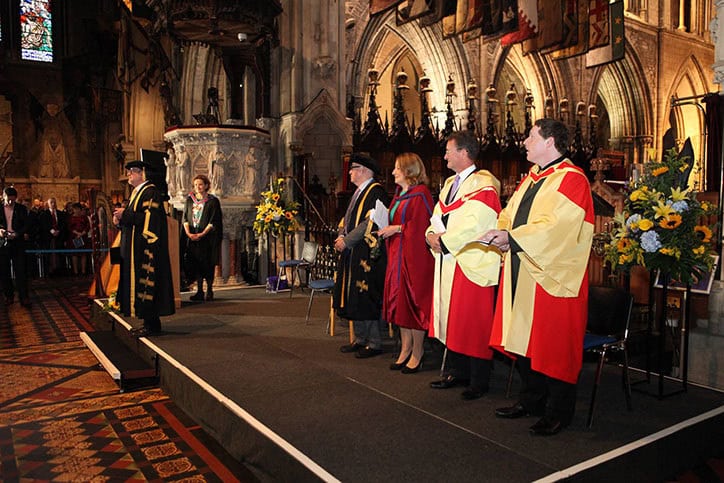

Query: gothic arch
[[587, 43, 654, 161], [180, 45, 230, 124], [489, 44, 557, 131], [290, 89, 352, 190], [294, 89, 353, 148], [667, 54, 714, 187], [350, 10, 473, 129]]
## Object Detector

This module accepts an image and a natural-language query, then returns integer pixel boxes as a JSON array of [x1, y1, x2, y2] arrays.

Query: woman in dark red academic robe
[[379, 153, 434, 373]]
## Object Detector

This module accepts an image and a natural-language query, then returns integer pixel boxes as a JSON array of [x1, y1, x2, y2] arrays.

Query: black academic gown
[[117, 182, 175, 320], [333, 181, 388, 321]]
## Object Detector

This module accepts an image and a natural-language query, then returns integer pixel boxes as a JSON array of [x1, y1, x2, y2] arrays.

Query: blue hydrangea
[[626, 214, 641, 229], [640, 230, 662, 253], [671, 200, 688, 212]]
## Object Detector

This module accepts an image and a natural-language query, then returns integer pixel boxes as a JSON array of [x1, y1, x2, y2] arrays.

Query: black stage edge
[[90, 288, 724, 482], [80, 330, 158, 392]]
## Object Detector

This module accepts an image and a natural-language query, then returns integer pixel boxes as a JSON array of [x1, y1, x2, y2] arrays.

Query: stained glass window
[[20, 0, 53, 62]]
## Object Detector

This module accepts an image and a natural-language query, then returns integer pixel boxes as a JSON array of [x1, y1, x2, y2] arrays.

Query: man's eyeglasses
[[349, 164, 364, 171], [126, 168, 143, 174]]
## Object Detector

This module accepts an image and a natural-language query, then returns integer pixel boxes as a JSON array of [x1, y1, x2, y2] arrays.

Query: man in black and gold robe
[[333, 153, 389, 358], [114, 160, 175, 337]]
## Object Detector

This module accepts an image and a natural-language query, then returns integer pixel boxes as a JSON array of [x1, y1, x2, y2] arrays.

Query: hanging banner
[[585, 0, 624, 68]]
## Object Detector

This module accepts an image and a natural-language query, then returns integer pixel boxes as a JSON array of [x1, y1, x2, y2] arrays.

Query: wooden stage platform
[[89, 286, 724, 482]]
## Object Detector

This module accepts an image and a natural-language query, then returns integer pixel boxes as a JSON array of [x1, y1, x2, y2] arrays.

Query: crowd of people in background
[[0, 193, 115, 286]]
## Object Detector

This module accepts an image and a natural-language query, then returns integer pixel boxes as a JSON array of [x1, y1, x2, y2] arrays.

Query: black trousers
[[445, 349, 492, 391], [0, 242, 28, 301], [516, 356, 577, 424]]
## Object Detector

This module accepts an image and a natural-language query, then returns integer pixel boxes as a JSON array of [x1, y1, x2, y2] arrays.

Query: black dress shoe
[[131, 327, 162, 338], [429, 375, 469, 389], [356, 347, 383, 358], [461, 387, 488, 400], [340, 343, 363, 353], [401, 356, 424, 374], [390, 353, 411, 370], [205, 290, 214, 301], [529, 416, 566, 436], [495, 403, 532, 419], [190, 292, 204, 302]]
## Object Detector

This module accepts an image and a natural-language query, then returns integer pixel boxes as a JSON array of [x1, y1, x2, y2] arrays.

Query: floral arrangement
[[102, 291, 119, 313], [253, 177, 300, 237], [604, 147, 719, 285]]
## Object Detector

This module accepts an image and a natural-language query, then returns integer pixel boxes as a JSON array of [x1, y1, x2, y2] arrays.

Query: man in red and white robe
[[482, 118, 594, 435], [426, 131, 502, 400]]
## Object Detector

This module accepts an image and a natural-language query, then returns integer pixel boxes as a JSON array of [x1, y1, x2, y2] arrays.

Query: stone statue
[[175, 144, 190, 195], [39, 103, 71, 179], [165, 146, 177, 197], [243, 146, 259, 195], [209, 148, 226, 195]]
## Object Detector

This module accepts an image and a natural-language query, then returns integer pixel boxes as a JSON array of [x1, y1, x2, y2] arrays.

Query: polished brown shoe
[[429, 375, 469, 389]]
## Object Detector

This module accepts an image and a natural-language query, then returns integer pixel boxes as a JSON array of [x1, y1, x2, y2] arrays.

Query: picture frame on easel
[[653, 255, 720, 295]]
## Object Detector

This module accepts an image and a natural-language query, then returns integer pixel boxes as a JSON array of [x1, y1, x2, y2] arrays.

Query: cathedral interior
[[0, 0, 722, 300]]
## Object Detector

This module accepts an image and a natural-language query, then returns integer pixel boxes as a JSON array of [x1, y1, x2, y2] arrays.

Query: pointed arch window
[[20, 0, 53, 62]]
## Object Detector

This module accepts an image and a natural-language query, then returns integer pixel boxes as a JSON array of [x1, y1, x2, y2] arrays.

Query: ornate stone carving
[[164, 125, 271, 205], [313, 56, 337, 79]]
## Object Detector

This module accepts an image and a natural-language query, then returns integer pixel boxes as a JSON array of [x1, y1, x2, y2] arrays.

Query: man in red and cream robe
[[426, 131, 502, 400], [482, 118, 594, 435]]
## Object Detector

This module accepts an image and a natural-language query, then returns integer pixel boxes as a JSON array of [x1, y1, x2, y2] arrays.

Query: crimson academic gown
[[383, 184, 434, 330], [490, 159, 594, 384]]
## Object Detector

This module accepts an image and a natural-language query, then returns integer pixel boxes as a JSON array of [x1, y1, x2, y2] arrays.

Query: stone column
[[713, 0, 724, 91]]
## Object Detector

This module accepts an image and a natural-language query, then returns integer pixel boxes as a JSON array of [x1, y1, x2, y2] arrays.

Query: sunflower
[[694, 225, 713, 243], [658, 213, 682, 229]]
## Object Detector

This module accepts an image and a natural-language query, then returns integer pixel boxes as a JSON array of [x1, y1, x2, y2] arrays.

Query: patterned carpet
[[0, 276, 257, 482]]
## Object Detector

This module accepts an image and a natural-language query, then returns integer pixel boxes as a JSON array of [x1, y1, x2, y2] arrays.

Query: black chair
[[277, 240, 319, 297], [503, 285, 635, 427], [304, 246, 338, 334], [584, 285, 634, 428]]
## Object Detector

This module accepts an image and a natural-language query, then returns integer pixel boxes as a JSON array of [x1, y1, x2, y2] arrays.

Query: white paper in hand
[[430, 214, 446, 234], [372, 200, 389, 228]]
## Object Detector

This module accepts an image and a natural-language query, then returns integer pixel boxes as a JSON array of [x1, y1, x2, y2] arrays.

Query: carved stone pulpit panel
[[164, 125, 272, 245]]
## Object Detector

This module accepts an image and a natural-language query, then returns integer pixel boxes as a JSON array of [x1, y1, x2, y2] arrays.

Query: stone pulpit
[[164, 125, 271, 283]]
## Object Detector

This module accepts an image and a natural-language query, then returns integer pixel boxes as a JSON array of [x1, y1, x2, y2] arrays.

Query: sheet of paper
[[429, 214, 446, 234], [371, 200, 389, 228]]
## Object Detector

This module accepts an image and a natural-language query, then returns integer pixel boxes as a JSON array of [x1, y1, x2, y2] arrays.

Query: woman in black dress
[[183, 174, 223, 301]]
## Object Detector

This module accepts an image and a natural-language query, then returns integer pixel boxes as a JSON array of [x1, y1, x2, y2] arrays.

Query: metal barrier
[[25, 248, 107, 278]]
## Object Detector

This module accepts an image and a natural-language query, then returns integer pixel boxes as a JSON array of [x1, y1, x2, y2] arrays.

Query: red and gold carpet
[[0, 277, 256, 481]]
